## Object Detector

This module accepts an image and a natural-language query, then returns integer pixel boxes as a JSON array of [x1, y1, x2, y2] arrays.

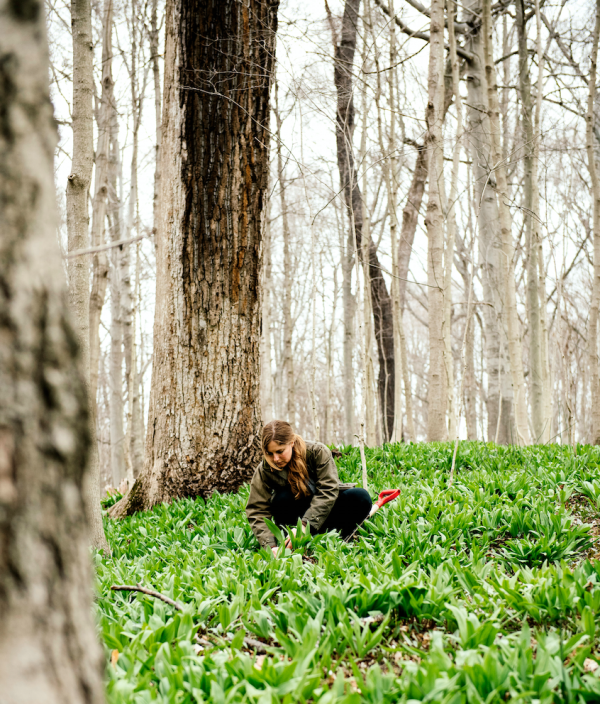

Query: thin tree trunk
[[0, 3, 105, 698], [341, 228, 356, 444], [587, 0, 600, 445], [108, 114, 126, 488], [150, 0, 161, 241], [533, 0, 552, 441], [89, 0, 113, 409], [130, 244, 145, 478], [67, 0, 109, 551], [483, 0, 531, 444], [111, 0, 279, 517], [516, 0, 544, 442], [424, 0, 448, 441], [371, 0, 404, 443], [464, 0, 512, 443], [358, 43, 377, 446], [332, 0, 396, 441], [443, 0, 463, 441], [261, 204, 274, 423], [274, 83, 295, 423]]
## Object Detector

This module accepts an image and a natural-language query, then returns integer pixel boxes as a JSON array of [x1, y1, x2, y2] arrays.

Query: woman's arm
[[302, 444, 339, 531], [246, 467, 277, 549]]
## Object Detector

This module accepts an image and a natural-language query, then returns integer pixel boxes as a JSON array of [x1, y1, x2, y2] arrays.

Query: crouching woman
[[246, 420, 372, 555]]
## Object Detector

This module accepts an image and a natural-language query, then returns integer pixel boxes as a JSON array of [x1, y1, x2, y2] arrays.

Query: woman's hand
[[284, 527, 297, 549], [271, 546, 278, 557]]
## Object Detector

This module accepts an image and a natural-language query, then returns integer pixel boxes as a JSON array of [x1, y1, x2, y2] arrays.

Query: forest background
[[46, 0, 600, 497]]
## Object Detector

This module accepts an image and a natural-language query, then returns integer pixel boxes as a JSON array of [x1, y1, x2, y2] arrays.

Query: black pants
[[271, 487, 372, 539]]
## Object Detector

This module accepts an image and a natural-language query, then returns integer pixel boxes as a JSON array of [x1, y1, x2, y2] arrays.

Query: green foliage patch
[[97, 442, 600, 702]]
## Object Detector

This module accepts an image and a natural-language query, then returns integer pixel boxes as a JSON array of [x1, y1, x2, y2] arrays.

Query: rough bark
[[464, 0, 513, 443], [67, 0, 109, 549], [587, 0, 600, 445], [0, 2, 105, 699], [424, 0, 448, 441], [483, 0, 531, 444], [333, 0, 396, 441], [112, 0, 279, 516]]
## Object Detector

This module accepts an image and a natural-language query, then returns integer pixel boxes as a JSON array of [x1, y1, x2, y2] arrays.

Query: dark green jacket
[[246, 442, 351, 548]]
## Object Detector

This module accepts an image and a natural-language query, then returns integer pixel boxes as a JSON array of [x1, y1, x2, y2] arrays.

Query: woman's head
[[261, 420, 309, 498]]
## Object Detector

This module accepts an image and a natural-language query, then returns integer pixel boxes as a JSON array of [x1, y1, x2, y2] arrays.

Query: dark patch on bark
[[9, 0, 41, 22]]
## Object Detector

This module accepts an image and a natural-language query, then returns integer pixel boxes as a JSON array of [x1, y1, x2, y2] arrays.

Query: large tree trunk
[[0, 2, 105, 699], [67, 0, 109, 550], [464, 0, 513, 443], [112, 0, 279, 517], [333, 0, 396, 441]]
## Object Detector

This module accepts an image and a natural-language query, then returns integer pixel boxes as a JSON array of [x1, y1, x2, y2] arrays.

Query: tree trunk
[[112, 0, 279, 517], [150, 0, 161, 240], [261, 206, 274, 423], [516, 0, 545, 442], [464, 0, 513, 443], [274, 83, 295, 423], [89, 0, 113, 409], [341, 228, 356, 444], [587, 0, 600, 445], [371, 0, 404, 443], [333, 0, 395, 441], [130, 245, 145, 479], [67, 0, 109, 550], [107, 104, 126, 488], [482, 0, 531, 445], [0, 2, 105, 699], [424, 0, 448, 441]]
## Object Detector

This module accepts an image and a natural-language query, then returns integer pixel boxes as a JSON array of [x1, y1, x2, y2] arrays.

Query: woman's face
[[264, 440, 294, 470]]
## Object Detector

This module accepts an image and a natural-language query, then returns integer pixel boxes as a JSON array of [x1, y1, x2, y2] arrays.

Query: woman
[[246, 420, 372, 555]]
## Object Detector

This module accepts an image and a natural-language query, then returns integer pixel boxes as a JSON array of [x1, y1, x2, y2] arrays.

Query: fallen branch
[[111, 583, 183, 611], [195, 633, 269, 654]]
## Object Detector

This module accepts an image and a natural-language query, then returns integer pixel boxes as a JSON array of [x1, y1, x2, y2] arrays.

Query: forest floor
[[98, 443, 600, 703]]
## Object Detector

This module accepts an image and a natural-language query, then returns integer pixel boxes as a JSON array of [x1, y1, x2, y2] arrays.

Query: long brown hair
[[262, 420, 310, 499]]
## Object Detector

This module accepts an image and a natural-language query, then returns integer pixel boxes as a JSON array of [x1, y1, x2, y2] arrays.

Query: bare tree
[[424, 0, 448, 441], [67, 0, 109, 549], [111, 0, 280, 516], [0, 1, 105, 698], [587, 0, 600, 445], [330, 0, 396, 441]]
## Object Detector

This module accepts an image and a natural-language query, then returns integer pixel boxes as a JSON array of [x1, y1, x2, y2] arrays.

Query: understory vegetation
[[98, 444, 600, 703]]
